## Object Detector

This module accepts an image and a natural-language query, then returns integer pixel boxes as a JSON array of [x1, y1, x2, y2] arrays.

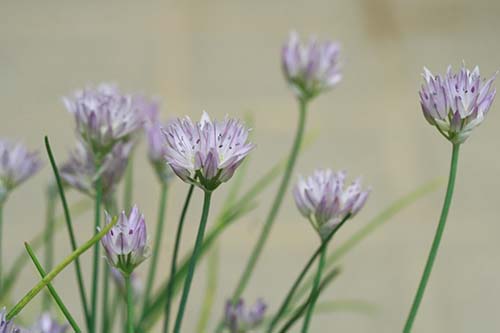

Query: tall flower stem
[[42, 187, 57, 311], [301, 245, 327, 333], [162, 184, 195, 333], [90, 176, 103, 332], [231, 98, 308, 302], [101, 263, 110, 333], [403, 143, 460, 332], [125, 274, 134, 333], [25, 242, 81, 332], [7, 216, 118, 320], [173, 190, 212, 333], [266, 214, 349, 333], [144, 183, 169, 309], [0, 204, 3, 294], [44, 136, 90, 328]]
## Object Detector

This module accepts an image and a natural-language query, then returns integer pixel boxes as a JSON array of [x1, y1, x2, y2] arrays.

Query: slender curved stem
[[44, 136, 91, 328], [196, 245, 219, 333], [277, 268, 341, 333], [403, 143, 460, 332], [173, 190, 212, 333], [101, 263, 110, 333], [301, 245, 327, 333], [25, 242, 81, 332], [124, 158, 134, 210], [230, 98, 308, 303], [144, 183, 168, 309], [90, 176, 103, 332], [125, 274, 134, 333], [162, 184, 195, 333], [0, 204, 3, 294], [7, 216, 117, 320], [42, 188, 57, 311], [267, 215, 349, 333]]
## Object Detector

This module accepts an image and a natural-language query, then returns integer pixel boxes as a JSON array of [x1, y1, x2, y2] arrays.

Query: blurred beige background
[[2, 0, 500, 332]]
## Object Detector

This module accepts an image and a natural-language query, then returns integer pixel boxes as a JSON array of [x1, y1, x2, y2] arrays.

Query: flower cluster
[[0, 140, 42, 204], [101, 205, 150, 275], [30, 313, 68, 333], [60, 140, 133, 200], [61, 83, 148, 199], [419, 65, 497, 144], [0, 308, 19, 333], [163, 112, 254, 191], [294, 169, 370, 240], [224, 299, 267, 333], [63, 83, 144, 153], [282, 31, 342, 100]]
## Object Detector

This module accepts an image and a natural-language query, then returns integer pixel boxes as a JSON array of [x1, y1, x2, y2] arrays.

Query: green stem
[[0, 204, 3, 294], [143, 183, 169, 310], [44, 136, 91, 328], [173, 190, 212, 333], [403, 144, 460, 333], [101, 263, 110, 333], [266, 215, 349, 333], [277, 268, 341, 333], [162, 184, 195, 333], [196, 245, 219, 333], [90, 176, 103, 333], [301, 245, 327, 333], [25, 242, 81, 332], [231, 98, 308, 302], [42, 187, 57, 311], [7, 216, 117, 320], [126, 274, 134, 333]]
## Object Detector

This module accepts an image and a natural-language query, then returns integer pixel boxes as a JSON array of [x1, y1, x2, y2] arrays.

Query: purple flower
[[0, 140, 42, 203], [0, 308, 20, 333], [420, 65, 497, 144], [110, 267, 143, 299], [293, 169, 370, 240], [60, 140, 132, 200], [63, 83, 144, 153], [30, 313, 68, 333], [163, 112, 254, 191], [282, 31, 342, 100], [224, 299, 267, 333], [101, 205, 150, 274]]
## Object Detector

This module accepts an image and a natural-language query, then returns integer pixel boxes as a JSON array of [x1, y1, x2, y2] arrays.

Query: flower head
[[163, 112, 254, 191], [282, 31, 342, 100], [419, 65, 497, 144], [31, 313, 68, 333], [0, 308, 20, 333], [0, 140, 42, 204], [224, 299, 267, 333], [60, 140, 132, 200], [294, 169, 370, 240], [63, 83, 144, 153], [101, 205, 149, 275]]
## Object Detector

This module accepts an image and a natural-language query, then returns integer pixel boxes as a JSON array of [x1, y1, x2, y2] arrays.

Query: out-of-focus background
[[1, 1, 500, 332]]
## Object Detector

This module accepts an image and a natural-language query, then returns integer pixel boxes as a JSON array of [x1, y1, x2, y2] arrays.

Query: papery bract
[[163, 112, 254, 191], [293, 169, 370, 240], [419, 65, 496, 144]]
